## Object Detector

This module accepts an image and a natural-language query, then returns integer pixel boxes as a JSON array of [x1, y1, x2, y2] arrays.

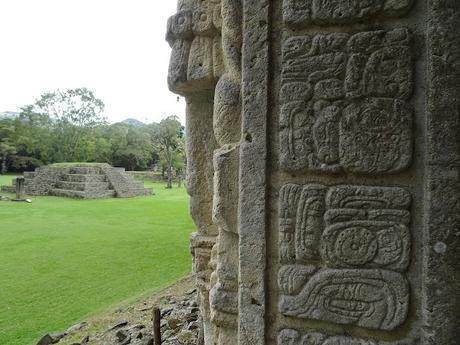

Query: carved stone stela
[[278, 184, 411, 331], [276, 1, 421, 343], [280, 29, 413, 174], [275, 1, 424, 342], [167, 0, 460, 343]]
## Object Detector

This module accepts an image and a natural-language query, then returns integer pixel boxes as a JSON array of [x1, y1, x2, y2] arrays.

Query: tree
[[149, 116, 184, 189], [173, 136, 186, 187], [0, 89, 190, 175], [6, 155, 43, 172], [0, 120, 16, 173], [26, 88, 107, 161], [111, 124, 153, 171], [15, 106, 55, 164], [33, 88, 106, 127]]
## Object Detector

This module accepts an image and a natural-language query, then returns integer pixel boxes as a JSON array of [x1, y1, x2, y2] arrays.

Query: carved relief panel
[[278, 329, 414, 345], [278, 184, 411, 331], [279, 29, 413, 174], [283, 0, 414, 25]]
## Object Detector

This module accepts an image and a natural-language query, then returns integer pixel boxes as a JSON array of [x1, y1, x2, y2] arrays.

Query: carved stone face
[[166, 0, 222, 96]]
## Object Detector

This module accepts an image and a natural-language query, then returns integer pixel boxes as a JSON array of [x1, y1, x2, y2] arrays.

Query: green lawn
[[0, 175, 194, 345]]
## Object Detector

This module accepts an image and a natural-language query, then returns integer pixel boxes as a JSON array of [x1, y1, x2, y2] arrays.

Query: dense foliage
[[0, 88, 185, 180]]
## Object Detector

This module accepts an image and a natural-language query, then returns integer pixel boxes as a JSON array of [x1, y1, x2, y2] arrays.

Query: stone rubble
[[36, 322, 88, 345], [158, 290, 200, 345], [37, 286, 201, 345]]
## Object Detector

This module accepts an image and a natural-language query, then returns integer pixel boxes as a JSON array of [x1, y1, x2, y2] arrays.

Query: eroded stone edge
[[424, 1, 460, 344], [238, 0, 270, 344]]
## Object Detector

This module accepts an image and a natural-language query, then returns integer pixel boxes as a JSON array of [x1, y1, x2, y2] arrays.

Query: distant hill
[[0, 111, 20, 120], [121, 118, 146, 126]]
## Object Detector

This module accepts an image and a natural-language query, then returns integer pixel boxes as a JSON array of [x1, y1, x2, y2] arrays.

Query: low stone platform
[[2, 164, 152, 199]]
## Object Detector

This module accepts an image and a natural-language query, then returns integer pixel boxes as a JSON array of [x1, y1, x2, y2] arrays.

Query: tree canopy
[[0, 88, 186, 182], [149, 116, 185, 188]]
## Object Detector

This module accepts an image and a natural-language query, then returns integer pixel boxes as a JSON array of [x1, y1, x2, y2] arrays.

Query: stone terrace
[[3, 164, 152, 199]]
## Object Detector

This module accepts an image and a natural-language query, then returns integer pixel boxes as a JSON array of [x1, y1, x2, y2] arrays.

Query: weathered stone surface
[[279, 29, 413, 174], [279, 184, 411, 271], [280, 268, 409, 330], [278, 184, 411, 330], [168, 1, 244, 344], [283, 0, 414, 25], [277, 329, 413, 345], [167, 2, 223, 343], [424, 1, 460, 344], [167, 0, 460, 344]]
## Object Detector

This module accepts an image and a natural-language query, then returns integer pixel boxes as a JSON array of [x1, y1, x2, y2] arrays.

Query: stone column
[[167, 0, 460, 344], [209, 0, 243, 344], [167, 1, 222, 343], [15, 177, 25, 201]]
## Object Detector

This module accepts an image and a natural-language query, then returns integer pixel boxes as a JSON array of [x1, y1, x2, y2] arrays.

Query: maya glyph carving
[[283, 0, 414, 25], [277, 329, 413, 345], [279, 29, 413, 174], [279, 184, 411, 330]]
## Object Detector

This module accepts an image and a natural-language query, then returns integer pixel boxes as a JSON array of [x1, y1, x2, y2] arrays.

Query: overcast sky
[[0, 0, 185, 124]]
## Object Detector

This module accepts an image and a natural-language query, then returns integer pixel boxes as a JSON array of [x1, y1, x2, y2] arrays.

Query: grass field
[[0, 175, 194, 345]]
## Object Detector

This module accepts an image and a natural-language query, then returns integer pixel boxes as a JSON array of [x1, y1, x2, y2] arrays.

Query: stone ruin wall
[[167, 1, 460, 344]]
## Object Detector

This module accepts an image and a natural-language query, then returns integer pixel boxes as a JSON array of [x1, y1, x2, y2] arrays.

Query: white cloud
[[0, 0, 185, 124]]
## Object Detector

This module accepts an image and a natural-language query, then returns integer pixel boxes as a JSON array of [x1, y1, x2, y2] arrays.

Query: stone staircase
[[18, 164, 152, 199], [100, 166, 152, 198], [50, 166, 116, 199]]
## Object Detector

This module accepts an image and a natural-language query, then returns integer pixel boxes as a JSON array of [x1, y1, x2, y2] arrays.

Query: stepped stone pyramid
[[14, 163, 152, 199]]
